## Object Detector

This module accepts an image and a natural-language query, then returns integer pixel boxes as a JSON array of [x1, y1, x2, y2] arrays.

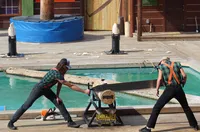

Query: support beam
[[40, 0, 54, 20], [137, 0, 142, 41]]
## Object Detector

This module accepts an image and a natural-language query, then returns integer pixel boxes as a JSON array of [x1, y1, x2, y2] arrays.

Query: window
[[142, 0, 158, 6], [0, 0, 20, 15]]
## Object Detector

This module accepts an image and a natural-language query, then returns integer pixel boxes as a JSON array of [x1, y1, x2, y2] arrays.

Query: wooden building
[[0, 0, 200, 34]]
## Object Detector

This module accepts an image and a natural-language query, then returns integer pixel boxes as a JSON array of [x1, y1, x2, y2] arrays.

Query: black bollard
[[111, 34, 120, 54], [8, 35, 17, 56], [104, 23, 127, 55], [7, 23, 17, 56]]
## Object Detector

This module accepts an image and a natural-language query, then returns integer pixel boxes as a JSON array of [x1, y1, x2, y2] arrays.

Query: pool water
[[1, 67, 199, 110], [0, 72, 156, 110], [68, 67, 200, 96]]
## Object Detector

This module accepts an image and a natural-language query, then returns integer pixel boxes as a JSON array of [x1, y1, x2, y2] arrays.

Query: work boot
[[68, 121, 80, 128], [191, 125, 199, 131], [139, 127, 151, 132], [7, 121, 17, 130]]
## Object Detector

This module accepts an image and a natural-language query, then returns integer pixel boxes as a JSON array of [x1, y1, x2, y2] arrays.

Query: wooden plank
[[185, 12, 200, 17], [54, 9, 80, 14], [0, 16, 13, 28], [185, 5, 200, 11], [186, 18, 200, 24], [142, 25, 164, 32], [134, 12, 164, 18], [185, 0, 200, 4]]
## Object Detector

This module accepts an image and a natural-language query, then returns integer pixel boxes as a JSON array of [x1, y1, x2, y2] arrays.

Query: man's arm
[[180, 68, 187, 86], [56, 82, 62, 97], [56, 82, 63, 104], [57, 80, 89, 94], [156, 69, 163, 96]]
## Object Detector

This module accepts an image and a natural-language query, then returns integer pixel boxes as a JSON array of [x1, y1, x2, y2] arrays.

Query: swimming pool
[[1, 67, 199, 110], [0, 71, 157, 110]]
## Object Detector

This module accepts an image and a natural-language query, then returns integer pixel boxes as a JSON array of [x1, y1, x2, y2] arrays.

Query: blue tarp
[[10, 15, 84, 43]]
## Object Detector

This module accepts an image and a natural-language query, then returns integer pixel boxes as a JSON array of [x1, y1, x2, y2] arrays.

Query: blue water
[[67, 67, 200, 96], [1, 67, 199, 110]]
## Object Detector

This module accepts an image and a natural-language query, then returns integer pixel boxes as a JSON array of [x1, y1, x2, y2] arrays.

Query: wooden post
[[124, 0, 128, 21], [129, 0, 134, 37], [40, 0, 54, 20], [137, 0, 142, 41]]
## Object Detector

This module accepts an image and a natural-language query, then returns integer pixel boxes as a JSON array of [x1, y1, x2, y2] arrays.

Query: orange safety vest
[[163, 62, 180, 85]]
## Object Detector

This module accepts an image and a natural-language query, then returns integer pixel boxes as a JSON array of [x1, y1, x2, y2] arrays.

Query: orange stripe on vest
[[163, 62, 180, 85]]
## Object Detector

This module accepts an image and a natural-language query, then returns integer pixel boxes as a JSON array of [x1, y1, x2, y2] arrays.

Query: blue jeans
[[147, 85, 197, 128]]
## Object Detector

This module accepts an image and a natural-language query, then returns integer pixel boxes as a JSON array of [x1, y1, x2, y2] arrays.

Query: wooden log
[[96, 90, 115, 105], [40, 0, 54, 20], [5, 67, 117, 85]]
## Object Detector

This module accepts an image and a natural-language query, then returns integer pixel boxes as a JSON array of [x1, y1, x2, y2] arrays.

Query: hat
[[160, 56, 170, 62], [59, 58, 71, 69]]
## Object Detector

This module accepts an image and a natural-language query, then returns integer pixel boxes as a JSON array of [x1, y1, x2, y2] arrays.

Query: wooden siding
[[165, 0, 184, 31], [132, 0, 200, 32], [0, 16, 11, 29], [34, 0, 83, 16], [184, 0, 200, 31], [84, 0, 120, 30], [134, 0, 165, 32]]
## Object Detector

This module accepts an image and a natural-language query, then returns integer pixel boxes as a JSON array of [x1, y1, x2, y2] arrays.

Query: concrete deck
[[1, 30, 200, 131], [1, 113, 200, 132]]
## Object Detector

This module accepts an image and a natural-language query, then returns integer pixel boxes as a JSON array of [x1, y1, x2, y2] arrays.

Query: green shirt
[[158, 61, 182, 86], [39, 69, 64, 89]]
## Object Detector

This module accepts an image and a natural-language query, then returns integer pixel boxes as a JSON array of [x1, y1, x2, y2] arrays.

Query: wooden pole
[[129, 0, 134, 37], [40, 0, 54, 20], [119, 0, 122, 17], [137, 0, 142, 41], [124, 0, 128, 21]]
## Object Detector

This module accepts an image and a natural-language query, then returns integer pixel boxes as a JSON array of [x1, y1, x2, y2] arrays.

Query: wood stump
[[97, 90, 115, 105]]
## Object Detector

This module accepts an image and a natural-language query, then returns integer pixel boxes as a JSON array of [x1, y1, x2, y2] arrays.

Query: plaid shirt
[[39, 69, 64, 89], [158, 61, 182, 86]]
